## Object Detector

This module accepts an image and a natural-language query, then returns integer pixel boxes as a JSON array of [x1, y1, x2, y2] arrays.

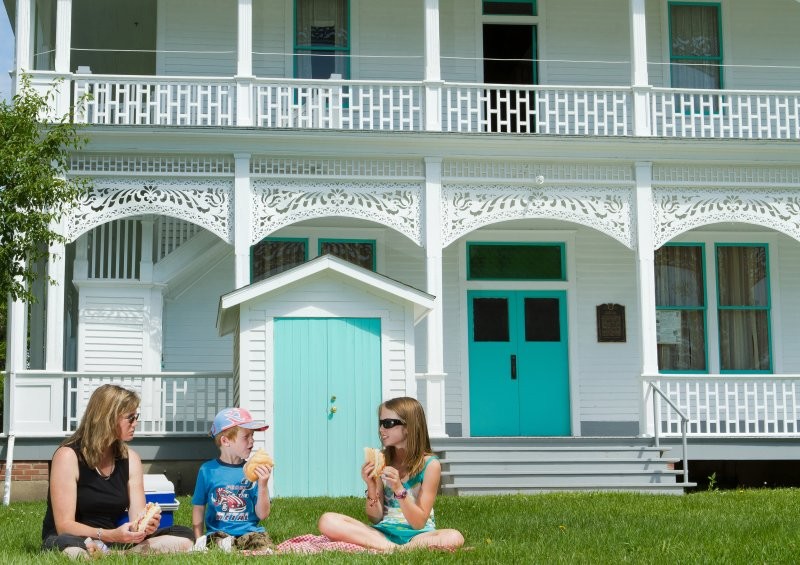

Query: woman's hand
[[380, 465, 404, 494], [106, 523, 147, 545], [141, 509, 161, 536]]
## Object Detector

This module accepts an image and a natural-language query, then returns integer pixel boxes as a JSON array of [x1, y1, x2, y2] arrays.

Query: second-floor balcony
[[36, 73, 800, 140]]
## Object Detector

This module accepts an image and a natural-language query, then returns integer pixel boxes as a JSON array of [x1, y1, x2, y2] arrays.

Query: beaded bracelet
[[364, 489, 379, 507]]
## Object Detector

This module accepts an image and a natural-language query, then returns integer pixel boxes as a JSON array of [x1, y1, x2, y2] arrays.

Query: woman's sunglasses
[[379, 418, 405, 429], [124, 412, 141, 424]]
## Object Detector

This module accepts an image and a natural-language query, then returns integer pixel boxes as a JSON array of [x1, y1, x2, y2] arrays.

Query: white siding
[[162, 255, 234, 371], [440, 0, 480, 83], [774, 235, 800, 372], [573, 230, 641, 423], [542, 0, 631, 86], [78, 292, 147, 372], [253, 0, 289, 77], [157, 0, 237, 76], [442, 245, 462, 423], [355, 0, 424, 80]]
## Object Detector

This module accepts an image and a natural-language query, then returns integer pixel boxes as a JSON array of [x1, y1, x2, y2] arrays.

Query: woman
[[41, 384, 194, 558]]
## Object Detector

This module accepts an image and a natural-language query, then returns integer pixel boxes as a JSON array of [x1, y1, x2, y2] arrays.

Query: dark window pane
[[717, 246, 768, 307], [252, 239, 306, 282], [468, 244, 563, 280], [483, 1, 536, 16], [655, 245, 704, 307], [320, 241, 375, 271], [524, 298, 559, 342], [719, 310, 770, 371], [473, 298, 509, 342]]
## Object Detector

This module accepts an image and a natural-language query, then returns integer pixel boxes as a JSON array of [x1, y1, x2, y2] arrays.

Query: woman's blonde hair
[[62, 384, 140, 469], [380, 396, 432, 477]]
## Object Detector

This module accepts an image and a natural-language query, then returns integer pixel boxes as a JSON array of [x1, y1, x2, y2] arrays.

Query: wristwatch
[[394, 488, 408, 500]]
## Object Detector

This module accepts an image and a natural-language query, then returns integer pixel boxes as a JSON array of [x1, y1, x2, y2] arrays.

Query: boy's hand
[[252, 464, 272, 484]]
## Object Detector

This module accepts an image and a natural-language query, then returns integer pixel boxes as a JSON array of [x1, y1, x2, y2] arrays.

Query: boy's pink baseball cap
[[210, 407, 269, 437]]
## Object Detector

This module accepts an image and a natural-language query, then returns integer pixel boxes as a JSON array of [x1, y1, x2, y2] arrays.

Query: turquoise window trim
[[466, 242, 565, 281], [656, 242, 709, 374], [250, 237, 309, 283], [482, 0, 537, 16], [318, 238, 376, 271], [714, 243, 772, 374], [293, 0, 351, 79], [667, 2, 724, 90]]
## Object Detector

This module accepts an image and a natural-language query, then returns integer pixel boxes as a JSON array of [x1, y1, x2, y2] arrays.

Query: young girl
[[318, 397, 464, 551]]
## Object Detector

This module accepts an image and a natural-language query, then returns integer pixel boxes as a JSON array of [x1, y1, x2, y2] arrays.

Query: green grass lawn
[[2, 490, 799, 563]]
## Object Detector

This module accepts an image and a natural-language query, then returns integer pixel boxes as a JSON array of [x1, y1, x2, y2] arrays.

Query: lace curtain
[[669, 4, 721, 89]]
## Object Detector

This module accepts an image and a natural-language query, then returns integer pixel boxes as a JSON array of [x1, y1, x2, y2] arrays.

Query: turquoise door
[[274, 318, 382, 496], [468, 291, 570, 436]]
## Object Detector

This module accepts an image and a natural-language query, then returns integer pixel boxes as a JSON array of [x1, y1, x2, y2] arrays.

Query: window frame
[[466, 242, 565, 281], [655, 243, 709, 374], [714, 243, 772, 374], [293, 0, 351, 79], [667, 1, 724, 90]]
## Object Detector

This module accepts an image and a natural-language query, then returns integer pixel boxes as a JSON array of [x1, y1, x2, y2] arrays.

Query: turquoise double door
[[468, 291, 570, 436], [274, 317, 382, 497]]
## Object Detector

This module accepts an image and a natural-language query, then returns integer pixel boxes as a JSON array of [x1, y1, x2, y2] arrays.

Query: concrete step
[[441, 469, 684, 487], [438, 448, 671, 462], [441, 459, 680, 473], [441, 483, 695, 496]]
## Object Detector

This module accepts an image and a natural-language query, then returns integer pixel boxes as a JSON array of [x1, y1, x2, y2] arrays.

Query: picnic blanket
[[239, 534, 374, 556]]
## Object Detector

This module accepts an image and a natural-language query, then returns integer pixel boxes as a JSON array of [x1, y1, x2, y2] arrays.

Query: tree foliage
[[0, 75, 89, 303]]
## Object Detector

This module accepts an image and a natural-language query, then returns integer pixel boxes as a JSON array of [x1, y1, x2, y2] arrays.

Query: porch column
[[53, 0, 73, 116], [422, 157, 447, 437], [629, 0, 651, 136], [13, 0, 32, 90], [234, 154, 252, 289], [423, 0, 442, 132], [45, 231, 66, 371], [633, 162, 658, 435], [236, 0, 254, 127]]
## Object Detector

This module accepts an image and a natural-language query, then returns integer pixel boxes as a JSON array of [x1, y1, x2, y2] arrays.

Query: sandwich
[[363, 447, 386, 478], [133, 502, 161, 533], [244, 448, 275, 481]]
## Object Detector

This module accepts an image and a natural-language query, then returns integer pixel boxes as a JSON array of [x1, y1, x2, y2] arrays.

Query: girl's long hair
[[380, 396, 432, 477], [62, 384, 140, 469]]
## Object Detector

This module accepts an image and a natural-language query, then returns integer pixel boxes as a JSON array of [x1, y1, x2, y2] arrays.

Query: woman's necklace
[[95, 461, 115, 480]]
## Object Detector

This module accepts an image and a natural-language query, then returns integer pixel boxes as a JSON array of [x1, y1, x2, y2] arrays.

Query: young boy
[[192, 407, 273, 551]]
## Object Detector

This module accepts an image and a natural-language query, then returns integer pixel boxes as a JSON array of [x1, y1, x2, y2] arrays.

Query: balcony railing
[[646, 375, 800, 438], [5, 371, 234, 436], [55, 74, 800, 140]]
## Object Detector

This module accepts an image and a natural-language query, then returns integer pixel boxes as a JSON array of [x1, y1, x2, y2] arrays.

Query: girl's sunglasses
[[379, 418, 405, 429], [124, 412, 141, 424]]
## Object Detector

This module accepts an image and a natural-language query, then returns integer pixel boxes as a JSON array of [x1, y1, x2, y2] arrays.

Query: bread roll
[[363, 447, 386, 478], [245, 448, 274, 481], [133, 502, 161, 533]]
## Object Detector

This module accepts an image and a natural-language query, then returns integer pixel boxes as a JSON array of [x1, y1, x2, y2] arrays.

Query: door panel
[[469, 291, 570, 436], [275, 317, 381, 496]]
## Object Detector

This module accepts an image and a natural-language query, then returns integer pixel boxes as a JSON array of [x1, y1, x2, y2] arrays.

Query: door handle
[[511, 354, 517, 380]]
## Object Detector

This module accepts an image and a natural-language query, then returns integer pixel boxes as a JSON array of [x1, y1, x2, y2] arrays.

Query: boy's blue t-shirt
[[192, 458, 266, 536]]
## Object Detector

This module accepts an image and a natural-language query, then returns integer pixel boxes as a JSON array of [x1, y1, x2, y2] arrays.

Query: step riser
[[441, 475, 680, 487], [439, 452, 672, 462], [442, 462, 676, 473], [443, 486, 687, 496]]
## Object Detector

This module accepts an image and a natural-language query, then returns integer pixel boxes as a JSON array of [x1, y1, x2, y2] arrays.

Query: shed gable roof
[[217, 254, 435, 336]]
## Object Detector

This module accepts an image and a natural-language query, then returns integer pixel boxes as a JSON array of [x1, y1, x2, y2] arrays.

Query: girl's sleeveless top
[[379, 455, 437, 530]]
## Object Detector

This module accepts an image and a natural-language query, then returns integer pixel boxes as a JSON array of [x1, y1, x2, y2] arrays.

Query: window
[[654, 243, 772, 373], [668, 3, 722, 89], [655, 244, 707, 371], [295, 0, 349, 79], [716, 245, 771, 372], [33, 0, 57, 71], [467, 243, 564, 281], [251, 238, 307, 283], [319, 239, 375, 271], [483, 1, 537, 16]]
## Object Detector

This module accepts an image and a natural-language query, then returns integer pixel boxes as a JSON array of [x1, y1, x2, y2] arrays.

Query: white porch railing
[[6, 371, 233, 436], [651, 87, 800, 139], [74, 75, 236, 126], [647, 375, 800, 437], [52, 73, 800, 140], [443, 83, 632, 135], [253, 78, 423, 130]]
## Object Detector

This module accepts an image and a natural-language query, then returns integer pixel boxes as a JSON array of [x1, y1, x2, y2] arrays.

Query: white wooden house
[[3, 0, 800, 498]]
